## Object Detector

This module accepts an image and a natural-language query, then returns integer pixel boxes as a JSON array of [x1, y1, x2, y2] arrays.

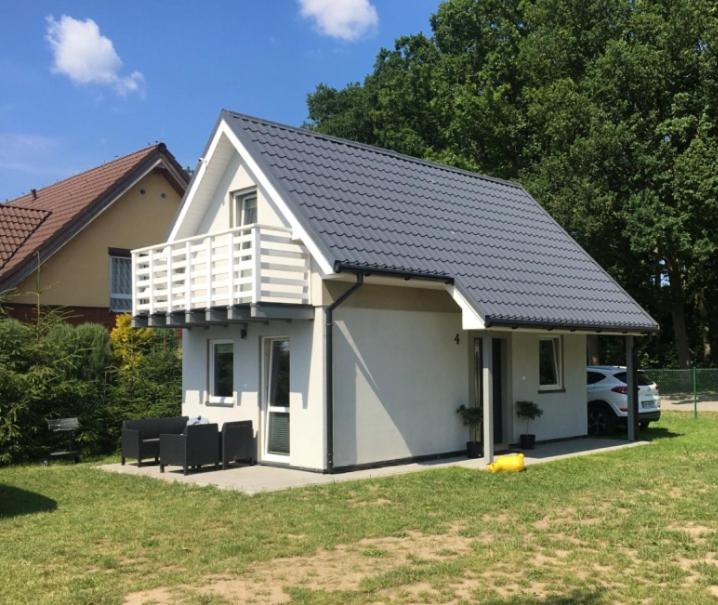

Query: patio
[[100, 437, 648, 495]]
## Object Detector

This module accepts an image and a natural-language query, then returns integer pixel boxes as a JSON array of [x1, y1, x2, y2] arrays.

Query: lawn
[[1, 412, 718, 605]]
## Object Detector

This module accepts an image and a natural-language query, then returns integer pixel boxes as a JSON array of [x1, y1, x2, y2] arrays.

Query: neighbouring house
[[0, 144, 188, 327], [131, 110, 658, 472]]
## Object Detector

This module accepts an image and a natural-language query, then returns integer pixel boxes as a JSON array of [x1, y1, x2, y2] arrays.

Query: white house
[[131, 110, 658, 472]]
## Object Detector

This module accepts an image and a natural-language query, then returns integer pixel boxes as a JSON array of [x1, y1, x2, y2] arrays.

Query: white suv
[[586, 365, 661, 435]]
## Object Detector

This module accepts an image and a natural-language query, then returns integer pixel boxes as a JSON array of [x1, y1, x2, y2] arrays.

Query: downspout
[[325, 272, 364, 472]]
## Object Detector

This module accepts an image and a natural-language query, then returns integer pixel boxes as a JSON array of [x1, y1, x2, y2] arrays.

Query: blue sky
[[0, 0, 440, 200]]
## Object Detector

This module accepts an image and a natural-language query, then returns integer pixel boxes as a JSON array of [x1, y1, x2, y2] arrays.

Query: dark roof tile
[[224, 110, 657, 332]]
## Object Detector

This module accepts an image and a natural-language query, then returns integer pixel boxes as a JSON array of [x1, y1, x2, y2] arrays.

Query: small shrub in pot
[[516, 400, 543, 450], [456, 404, 482, 458]]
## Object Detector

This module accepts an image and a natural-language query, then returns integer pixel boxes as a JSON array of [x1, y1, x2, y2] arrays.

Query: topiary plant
[[516, 400, 543, 434], [456, 404, 482, 442]]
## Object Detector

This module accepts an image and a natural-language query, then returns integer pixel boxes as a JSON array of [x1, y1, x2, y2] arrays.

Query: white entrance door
[[263, 337, 290, 461]]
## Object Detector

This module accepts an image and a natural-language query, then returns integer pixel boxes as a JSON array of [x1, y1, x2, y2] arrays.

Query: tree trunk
[[697, 292, 712, 364], [586, 335, 601, 365], [667, 266, 691, 368]]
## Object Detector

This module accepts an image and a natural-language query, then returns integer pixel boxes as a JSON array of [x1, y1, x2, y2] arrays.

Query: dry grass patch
[[124, 528, 474, 604]]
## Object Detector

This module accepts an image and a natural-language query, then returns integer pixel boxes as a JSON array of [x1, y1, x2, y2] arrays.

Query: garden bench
[[45, 417, 81, 464]]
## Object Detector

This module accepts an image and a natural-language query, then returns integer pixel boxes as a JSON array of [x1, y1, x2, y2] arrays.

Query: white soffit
[[446, 285, 486, 330]]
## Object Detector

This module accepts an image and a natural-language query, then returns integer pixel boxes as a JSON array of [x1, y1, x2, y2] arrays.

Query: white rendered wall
[[196, 152, 288, 235], [182, 317, 326, 470], [509, 332, 587, 442], [332, 305, 470, 467]]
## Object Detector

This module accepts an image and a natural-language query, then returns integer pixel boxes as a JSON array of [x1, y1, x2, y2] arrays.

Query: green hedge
[[0, 312, 181, 464]]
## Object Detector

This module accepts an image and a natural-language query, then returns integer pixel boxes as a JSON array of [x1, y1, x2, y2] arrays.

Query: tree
[[306, 0, 718, 367]]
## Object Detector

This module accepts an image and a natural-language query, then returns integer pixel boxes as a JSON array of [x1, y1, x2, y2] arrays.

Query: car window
[[614, 371, 653, 386], [587, 371, 605, 384]]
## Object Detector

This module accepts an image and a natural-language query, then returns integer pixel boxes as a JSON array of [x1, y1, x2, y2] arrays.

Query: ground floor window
[[265, 338, 290, 456], [109, 251, 132, 312], [539, 336, 563, 391], [209, 340, 234, 404]]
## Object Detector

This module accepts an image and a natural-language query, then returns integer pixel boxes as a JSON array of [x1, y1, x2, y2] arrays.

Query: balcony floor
[[133, 302, 315, 328]]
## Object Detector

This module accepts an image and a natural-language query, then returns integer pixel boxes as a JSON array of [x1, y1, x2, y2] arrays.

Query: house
[[0, 144, 188, 327], [131, 110, 658, 472]]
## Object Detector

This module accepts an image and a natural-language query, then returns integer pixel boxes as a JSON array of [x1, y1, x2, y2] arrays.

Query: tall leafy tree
[[306, 0, 718, 367]]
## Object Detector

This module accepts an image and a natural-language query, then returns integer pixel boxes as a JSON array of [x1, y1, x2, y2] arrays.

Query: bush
[[0, 312, 181, 464], [104, 315, 182, 449]]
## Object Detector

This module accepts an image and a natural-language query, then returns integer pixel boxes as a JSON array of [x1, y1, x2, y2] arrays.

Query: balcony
[[132, 224, 312, 327]]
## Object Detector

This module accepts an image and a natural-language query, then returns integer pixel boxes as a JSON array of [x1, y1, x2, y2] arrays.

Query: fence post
[[693, 366, 698, 419]]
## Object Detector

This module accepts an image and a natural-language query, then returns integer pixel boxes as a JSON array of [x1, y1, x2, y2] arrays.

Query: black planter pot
[[519, 434, 536, 450], [466, 441, 482, 459]]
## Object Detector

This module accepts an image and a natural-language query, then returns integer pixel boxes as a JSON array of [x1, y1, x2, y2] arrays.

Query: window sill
[[537, 388, 565, 394], [205, 399, 235, 407]]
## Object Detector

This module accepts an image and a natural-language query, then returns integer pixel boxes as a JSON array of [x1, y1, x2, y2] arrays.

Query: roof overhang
[[483, 317, 658, 336], [331, 262, 658, 336]]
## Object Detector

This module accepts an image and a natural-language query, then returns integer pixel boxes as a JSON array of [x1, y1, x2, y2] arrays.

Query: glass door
[[264, 338, 290, 458], [473, 337, 503, 444]]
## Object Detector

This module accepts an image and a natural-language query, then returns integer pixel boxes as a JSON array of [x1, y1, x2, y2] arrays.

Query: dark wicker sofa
[[160, 424, 221, 475], [121, 416, 188, 467]]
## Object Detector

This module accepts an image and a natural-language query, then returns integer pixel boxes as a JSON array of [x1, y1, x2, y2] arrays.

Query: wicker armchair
[[221, 421, 255, 469], [160, 424, 220, 475]]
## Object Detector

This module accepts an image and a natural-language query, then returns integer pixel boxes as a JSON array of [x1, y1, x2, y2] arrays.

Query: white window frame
[[232, 189, 258, 228], [538, 336, 563, 391], [109, 254, 132, 312], [262, 336, 290, 461], [208, 339, 235, 405]]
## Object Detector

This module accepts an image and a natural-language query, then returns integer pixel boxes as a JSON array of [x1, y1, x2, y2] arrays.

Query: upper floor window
[[539, 336, 563, 391], [234, 190, 257, 227], [109, 249, 131, 312]]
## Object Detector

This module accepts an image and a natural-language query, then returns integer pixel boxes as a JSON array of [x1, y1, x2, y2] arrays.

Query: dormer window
[[234, 190, 257, 227]]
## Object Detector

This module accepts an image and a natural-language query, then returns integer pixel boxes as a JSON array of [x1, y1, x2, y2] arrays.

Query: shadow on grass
[[642, 426, 683, 441], [602, 425, 682, 442], [486, 588, 607, 604], [0, 484, 57, 518]]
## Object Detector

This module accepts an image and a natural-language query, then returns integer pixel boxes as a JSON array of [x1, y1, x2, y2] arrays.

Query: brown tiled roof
[[0, 206, 51, 269], [0, 143, 188, 288]]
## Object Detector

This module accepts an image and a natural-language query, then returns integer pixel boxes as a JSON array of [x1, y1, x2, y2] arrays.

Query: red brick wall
[[4, 303, 120, 329]]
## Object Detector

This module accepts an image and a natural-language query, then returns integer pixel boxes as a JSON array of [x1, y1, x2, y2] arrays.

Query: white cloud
[[298, 0, 378, 41], [45, 15, 144, 96]]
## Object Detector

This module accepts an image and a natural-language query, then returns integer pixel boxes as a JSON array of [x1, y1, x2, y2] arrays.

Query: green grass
[[2, 412, 718, 604]]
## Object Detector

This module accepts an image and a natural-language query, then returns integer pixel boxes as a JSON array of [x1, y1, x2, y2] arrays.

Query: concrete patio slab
[[100, 437, 648, 495]]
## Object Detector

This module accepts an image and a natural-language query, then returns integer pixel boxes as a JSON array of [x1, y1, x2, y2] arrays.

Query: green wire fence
[[646, 368, 718, 418]]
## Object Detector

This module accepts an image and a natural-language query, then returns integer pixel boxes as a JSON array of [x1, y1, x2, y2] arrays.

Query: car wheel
[[588, 404, 615, 435], [638, 421, 649, 431]]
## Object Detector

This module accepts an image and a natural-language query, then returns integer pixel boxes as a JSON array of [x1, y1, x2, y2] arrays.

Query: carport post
[[626, 335, 638, 442], [482, 335, 494, 464]]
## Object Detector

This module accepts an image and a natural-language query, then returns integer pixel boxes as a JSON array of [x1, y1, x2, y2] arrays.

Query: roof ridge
[[6, 143, 164, 205], [221, 109, 523, 190]]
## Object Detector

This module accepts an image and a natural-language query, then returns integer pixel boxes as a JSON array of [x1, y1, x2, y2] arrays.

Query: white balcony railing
[[132, 224, 310, 315]]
